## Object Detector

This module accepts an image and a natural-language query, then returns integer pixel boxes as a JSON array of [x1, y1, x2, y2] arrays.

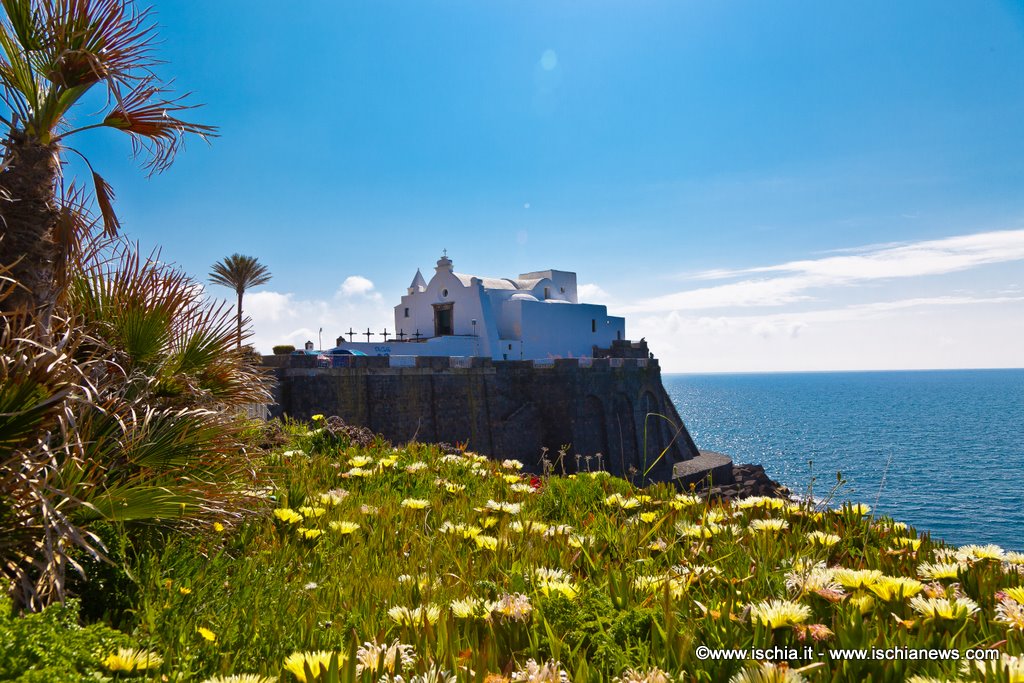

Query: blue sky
[[69, 1, 1024, 371]]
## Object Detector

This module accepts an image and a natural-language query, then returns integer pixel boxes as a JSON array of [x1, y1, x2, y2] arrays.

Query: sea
[[663, 369, 1024, 551]]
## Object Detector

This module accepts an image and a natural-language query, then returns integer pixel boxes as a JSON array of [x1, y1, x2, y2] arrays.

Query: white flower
[[512, 659, 570, 683]]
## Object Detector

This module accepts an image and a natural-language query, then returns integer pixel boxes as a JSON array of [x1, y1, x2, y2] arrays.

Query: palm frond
[[0, 0, 43, 51], [101, 79, 217, 174], [37, 0, 157, 88]]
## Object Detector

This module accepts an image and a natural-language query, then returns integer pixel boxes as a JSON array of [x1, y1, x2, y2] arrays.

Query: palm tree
[[0, 0, 216, 326], [2, 238, 270, 609], [209, 254, 272, 348]]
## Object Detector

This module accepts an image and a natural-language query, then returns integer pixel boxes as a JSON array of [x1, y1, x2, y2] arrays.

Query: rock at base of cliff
[[672, 450, 735, 490], [702, 463, 792, 502]]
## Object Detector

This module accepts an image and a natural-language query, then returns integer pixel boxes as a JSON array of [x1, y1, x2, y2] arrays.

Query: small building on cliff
[[334, 252, 625, 361]]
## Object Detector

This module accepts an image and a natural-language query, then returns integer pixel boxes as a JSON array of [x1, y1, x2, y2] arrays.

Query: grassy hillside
[[2, 417, 1022, 682]]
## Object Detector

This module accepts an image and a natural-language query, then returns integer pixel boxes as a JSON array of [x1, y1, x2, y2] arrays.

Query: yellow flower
[[806, 531, 841, 547], [956, 544, 1005, 562], [749, 518, 789, 533], [671, 493, 702, 508], [474, 534, 499, 550], [328, 521, 360, 535], [676, 521, 724, 539], [401, 498, 431, 510], [388, 604, 442, 626], [916, 561, 963, 581], [345, 466, 371, 477], [604, 493, 641, 509], [502, 473, 521, 484], [849, 594, 875, 615], [846, 503, 872, 515], [909, 595, 979, 620], [178, 586, 192, 595], [103, 648, 163, 673], [1006, 587, 1024, 604], [832, 568, 883, 590], [273, 508, 303, 524], [451, 597, 495, 619], [480, 516, 499, 529], [349, 455, 373, 468], [568, 534, 592, 548], [298, 506, 326, 519], [297, 527, 322, 540], [283, 651, 340, 682], [445, 482, 466, 493], [893, 536, 921, 551], [197, 626, 217, 642], [639, 512, 659, 523], [702, 509, 727, 524], [213, 522, 225, 533], [632, 573, 690, 599], [509, 519, 547, 534], [736, 496, 787, 511], [318, 490, 349, 506], [749, 599, 812, 629], [378, 456, 398, 468], [1005, 551, 1024, 565], [867, 576, 924, 601], [311, 414, 325, 421], [537, 579, 580, 600]]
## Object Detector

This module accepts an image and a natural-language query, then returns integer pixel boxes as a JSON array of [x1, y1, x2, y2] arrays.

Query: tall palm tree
[[0, 0, 216, 326], [209, 254, 272, 348]]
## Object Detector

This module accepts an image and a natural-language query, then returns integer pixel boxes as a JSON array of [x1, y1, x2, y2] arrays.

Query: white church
[[333, 252, 625, 361]]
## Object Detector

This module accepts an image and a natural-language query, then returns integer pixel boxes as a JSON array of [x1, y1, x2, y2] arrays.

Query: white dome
[[509, 292, 539, 302]]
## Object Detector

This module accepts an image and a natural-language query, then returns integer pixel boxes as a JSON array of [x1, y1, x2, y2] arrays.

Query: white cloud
[[629, 229, 1024, 314], [338, 275, 382, 299], [233, 279, 393, 353], [577, 282, 610, 302], [632, 294, 1024, 371]]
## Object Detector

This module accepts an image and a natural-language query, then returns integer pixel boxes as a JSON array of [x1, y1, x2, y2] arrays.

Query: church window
[[592, 319, 596, 332], [442, 288, 449, 298], [544, 287, 550, 299], [404, 307, 409, 318]]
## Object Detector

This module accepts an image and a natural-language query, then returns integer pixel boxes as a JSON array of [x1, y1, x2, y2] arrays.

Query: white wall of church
[[515, 300, 625, 359]]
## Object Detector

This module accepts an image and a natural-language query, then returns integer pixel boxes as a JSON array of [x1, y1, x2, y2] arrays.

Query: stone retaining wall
[[266, 355, 700, 484]]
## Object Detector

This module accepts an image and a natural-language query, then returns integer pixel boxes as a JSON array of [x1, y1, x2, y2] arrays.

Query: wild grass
[[3, 418, 1023, 682]]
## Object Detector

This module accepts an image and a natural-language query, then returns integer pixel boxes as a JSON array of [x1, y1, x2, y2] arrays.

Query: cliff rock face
[[267, 354, 700, 485]]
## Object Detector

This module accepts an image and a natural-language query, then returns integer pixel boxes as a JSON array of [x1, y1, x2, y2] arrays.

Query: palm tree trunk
[[0, 131, 61, 332], [236, 289, 243, 349]]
